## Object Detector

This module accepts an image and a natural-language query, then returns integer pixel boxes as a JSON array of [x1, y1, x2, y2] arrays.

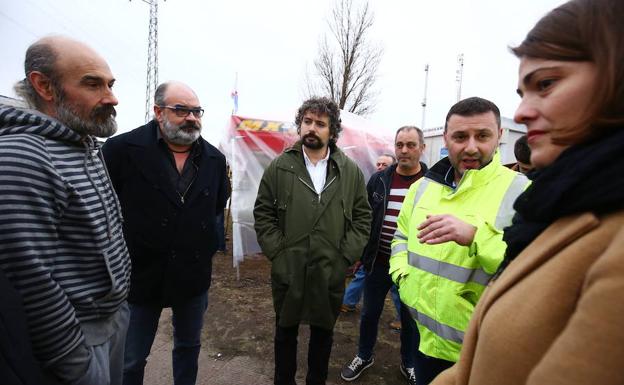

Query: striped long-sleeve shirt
[[0, 104, 130, 369]]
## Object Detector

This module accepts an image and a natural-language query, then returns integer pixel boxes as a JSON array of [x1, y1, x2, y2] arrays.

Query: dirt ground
[[195, 244, 408, 385]]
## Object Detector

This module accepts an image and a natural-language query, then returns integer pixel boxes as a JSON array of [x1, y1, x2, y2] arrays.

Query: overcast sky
[[0, 0, 565, 145]]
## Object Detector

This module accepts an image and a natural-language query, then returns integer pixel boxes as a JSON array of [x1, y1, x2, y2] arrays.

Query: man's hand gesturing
[[417, 214, 476, 246]]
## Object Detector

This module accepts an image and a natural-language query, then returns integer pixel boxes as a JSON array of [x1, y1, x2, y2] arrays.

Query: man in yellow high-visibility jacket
[[390, 97, 530, 384]]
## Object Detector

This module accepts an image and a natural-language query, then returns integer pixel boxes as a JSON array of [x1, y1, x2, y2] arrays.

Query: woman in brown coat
[[431, 0, 624, 384]]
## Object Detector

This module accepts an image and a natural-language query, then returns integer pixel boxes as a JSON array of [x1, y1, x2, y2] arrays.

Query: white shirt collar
[[302, 145, 331, 194], [302, 145, 330, 165]]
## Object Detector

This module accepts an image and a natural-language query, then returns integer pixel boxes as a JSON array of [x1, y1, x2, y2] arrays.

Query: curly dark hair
[[295, 97, 342, 145]]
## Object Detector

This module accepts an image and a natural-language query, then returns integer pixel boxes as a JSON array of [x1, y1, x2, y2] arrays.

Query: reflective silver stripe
[[411, 179, 430, 209], [406, 304, 464, 344], [408, 251, 492, 285], [391, 242, 408, 256], [495, 174, 529, 229], [395, 229, 408, 241]]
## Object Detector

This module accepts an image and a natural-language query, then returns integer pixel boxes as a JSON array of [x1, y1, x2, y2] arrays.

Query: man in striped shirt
[[341, 126, 427, 385], [0, 36, 130, 385]]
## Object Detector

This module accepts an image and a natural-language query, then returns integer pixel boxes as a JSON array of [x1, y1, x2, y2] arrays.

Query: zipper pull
[[180, 196, 185, 204]]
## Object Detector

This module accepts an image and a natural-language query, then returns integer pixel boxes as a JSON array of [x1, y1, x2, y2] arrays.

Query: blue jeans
[[123, 292, 208, 385], [342, 266, 366, 306], [357, 265, 420, 368], [344, 266, 401, 320]]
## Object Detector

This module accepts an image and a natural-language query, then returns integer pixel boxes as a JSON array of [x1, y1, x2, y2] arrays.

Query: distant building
[[423, 117, 526, 166]]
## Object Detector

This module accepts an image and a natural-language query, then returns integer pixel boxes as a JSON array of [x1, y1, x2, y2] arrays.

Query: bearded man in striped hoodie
[[0, 36, 130, 385]]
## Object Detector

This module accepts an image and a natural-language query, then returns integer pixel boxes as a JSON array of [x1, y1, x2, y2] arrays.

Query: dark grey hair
[[13, 41, 60, 110], [154, 82, 169, 106], [380, 153, 397, 163], [395, 125, 424, 146]]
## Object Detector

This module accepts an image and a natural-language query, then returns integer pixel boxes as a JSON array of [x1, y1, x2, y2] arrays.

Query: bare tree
[[306, 0, 383, 116]]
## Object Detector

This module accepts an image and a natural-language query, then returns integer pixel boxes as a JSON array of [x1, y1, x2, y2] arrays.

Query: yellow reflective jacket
[[390, 152, 530, 362]]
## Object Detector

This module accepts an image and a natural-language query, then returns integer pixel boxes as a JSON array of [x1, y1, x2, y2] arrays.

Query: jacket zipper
[[298, 175, 337, 202], [298, 176, 316, 195], [322, 176, 337, 194]]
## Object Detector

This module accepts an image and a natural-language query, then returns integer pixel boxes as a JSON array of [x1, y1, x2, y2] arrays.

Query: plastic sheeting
[[221, 111, 395, 268]]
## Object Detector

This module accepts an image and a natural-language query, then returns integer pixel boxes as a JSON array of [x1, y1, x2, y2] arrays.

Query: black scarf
[[499, 128, 624, 274]]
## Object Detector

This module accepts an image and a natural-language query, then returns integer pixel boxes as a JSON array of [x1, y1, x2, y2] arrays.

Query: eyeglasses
[[395, 142, 419, 149], [158, 105, 204, 118]]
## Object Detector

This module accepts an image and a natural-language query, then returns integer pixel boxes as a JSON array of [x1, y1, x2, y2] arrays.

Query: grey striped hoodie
[[0, 104, 130, 369]]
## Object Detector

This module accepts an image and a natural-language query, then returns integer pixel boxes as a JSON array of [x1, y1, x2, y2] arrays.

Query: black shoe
[[400, 363, 417, 385], [340, 355, 374, 381]]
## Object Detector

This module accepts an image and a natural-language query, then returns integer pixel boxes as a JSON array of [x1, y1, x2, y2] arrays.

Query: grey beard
[[55, 102, 118, 138], [161, 118, 201, 146]]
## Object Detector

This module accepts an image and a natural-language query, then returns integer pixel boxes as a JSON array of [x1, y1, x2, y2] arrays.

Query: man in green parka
[[254, 97, 371, 385]]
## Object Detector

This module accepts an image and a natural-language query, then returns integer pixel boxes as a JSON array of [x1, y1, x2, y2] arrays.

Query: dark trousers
[[415, 354, 454, 384], [274, 321, 333, 385], [358, 264, 421, 368], [215, 212, 226, 251], [123, 292, 208, 385]]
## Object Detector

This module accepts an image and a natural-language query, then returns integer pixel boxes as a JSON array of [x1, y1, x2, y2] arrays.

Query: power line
[[0, 10, 40, 39]]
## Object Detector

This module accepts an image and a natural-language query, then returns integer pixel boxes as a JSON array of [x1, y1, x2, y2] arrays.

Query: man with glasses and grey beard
[[0, 36, 130, 385], [102, 81, 229, 385]]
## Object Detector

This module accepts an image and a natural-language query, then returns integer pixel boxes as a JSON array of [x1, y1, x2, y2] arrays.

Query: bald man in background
[[375, 153, 396, 172]]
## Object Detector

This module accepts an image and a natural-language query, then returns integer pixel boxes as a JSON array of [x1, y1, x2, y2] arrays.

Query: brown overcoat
[[432, 211, 624, 385]]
